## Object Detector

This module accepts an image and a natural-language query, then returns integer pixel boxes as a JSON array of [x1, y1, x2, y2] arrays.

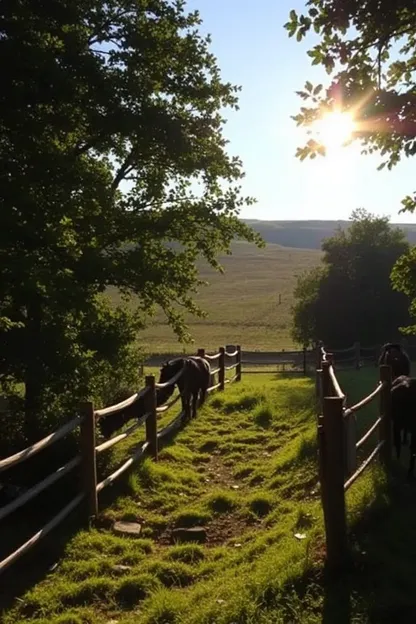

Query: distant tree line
[[291, 209, 412, 349]]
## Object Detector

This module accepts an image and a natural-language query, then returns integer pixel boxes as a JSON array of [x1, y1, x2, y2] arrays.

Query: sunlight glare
[[311, 111, 355, 151]]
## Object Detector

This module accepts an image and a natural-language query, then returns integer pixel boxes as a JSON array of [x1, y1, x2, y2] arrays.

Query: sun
[[310, 111, 355, 151]]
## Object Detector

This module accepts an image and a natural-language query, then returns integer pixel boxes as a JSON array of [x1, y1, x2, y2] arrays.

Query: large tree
[[285, 0, 416, 336], [0, 0, 260, 442], [291, 210, 411, 348]]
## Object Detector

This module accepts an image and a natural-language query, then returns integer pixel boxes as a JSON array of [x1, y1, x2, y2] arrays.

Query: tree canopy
[[291, 210, 411, 348], [0, 0, 261, 443], [285, 0, 416, 174], [285, 0, 416, 337]]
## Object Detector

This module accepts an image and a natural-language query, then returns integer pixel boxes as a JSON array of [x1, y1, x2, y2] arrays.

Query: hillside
[[109, 241, 322, 354], [110, 218, 415, 356], [243, 219, 416, 249]]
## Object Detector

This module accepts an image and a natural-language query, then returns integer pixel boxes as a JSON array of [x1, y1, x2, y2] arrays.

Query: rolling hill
[[243, 218, 416, 249], [109, 219, 416, 355], [108, 241, 322, 354]]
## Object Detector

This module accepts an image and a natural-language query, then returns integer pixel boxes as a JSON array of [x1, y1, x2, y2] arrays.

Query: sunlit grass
[[107, 241, 322, 353], [4, 369, 408, 624]]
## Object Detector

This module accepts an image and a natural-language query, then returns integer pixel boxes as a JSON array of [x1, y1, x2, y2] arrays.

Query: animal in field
[[98, 356, 211, 439], [379, 343, 411, 445], [390, 375, 416, 478], [98, 394, 147, 440], [378, 342, 411, 378], [157, 356, 211, 420]]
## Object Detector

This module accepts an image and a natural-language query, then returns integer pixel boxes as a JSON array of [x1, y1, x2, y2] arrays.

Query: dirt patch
[[154, 453, 254, 547], [158, 511, 259, 548], [205, 512, 260, 546], [205, 454, 244, 489]]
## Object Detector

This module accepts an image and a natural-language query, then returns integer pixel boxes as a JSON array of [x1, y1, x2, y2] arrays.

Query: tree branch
[[87, 9, 132, 46], [111, 151, 136, 192]]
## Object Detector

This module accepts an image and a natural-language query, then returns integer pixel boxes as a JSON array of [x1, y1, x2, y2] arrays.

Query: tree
[[0, 1, 261, 443], [291, 210, 411, 348], [285, 0, 416, 336]]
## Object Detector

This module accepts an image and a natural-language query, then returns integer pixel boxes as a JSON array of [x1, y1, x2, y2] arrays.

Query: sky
[[185, 0, 416, 224]]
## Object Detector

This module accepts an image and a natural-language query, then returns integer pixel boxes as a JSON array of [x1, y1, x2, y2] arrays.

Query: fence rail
[[316, 344, 392, 570], [0, 344, 243, 575], [1, 339, 395, 575]]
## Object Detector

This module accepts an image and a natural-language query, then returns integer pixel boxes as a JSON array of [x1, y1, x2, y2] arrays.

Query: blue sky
[[185, 0, 416, 224]]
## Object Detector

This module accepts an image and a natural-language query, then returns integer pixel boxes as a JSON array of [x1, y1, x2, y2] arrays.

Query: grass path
[[4, 368, 415, 624], [3, 375, 324, 624]]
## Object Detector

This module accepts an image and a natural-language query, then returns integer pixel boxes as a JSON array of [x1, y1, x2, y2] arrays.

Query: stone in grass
[[112, 521, 142, 537], [112, 564, 132, 574], [171, 527, 207, 544]]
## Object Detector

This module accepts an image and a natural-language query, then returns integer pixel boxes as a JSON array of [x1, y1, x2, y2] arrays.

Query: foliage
[[285, 1, 416, 173], [0, 0, 261, 442], [285, 0, 416, 338], [291, 209, 411, 348]]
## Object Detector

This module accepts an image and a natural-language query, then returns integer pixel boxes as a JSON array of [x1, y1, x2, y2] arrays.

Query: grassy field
[[108, 241, 322, 355], [3, 367, 409, 624]]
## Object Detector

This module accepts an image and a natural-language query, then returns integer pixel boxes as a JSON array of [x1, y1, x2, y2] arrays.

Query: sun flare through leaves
[[309, 111, 356, 152]]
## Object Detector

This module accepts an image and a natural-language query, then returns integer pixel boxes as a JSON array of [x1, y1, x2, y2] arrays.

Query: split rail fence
[[0, 346, 242, 575], [316, 345, 392, 570]]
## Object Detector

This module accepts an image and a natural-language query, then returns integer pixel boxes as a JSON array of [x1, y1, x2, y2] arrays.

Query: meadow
[[108, 241, 322, 355], [4, 366, 413, 624]]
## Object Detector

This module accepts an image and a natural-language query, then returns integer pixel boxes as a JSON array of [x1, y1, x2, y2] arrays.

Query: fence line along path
[[316, 344, 392, 570], [0, 345, 242, 575]]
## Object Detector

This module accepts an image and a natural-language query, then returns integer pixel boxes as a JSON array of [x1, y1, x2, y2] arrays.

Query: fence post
[[321, 360, 332, 398], [354, 341, 360, 370], [197, 348, 208, 391], [379, 364, 392, 469], [316, 369, 323, 414], [79, 402, 98, 521], [315, 343, 322, 399], [236, 345, 242, 381], [303, 346, 307, 376], [145, 375, 158, 461], [321, 396, 348, 570], [218, 347, 225, 391]]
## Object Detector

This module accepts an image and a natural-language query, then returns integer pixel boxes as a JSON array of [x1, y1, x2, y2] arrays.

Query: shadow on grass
[[317, 461, 416, 623], [0, 505, 85, 612], [0, 413, 188, 613]]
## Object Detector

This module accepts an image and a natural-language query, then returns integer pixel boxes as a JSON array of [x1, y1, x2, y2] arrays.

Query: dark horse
[[98, 395, 146, 440], [379, 343, 411, 445], [157, 356, 211, 420], [391, 375, 416, 478]]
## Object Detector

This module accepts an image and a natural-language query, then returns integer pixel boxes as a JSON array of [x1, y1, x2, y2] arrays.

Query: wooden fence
[[0, 346, 242, 575], [238, 340, 388, 375], [316, 345, 392, 570], [241, 348, 311, 375]]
